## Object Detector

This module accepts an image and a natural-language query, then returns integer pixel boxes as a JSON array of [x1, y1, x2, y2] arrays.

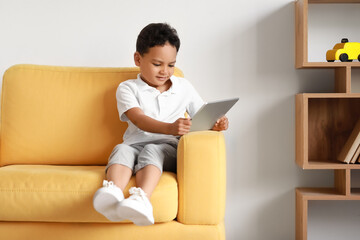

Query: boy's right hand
[[168, 118, 192, 136]]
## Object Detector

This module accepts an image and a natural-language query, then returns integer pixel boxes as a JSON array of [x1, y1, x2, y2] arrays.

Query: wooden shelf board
[[299, 93, 360, 98], [309, 0, 360, 3], [301, 161, 360, 169], [298, 62, 360, 69], [297, 188, 360, 200]]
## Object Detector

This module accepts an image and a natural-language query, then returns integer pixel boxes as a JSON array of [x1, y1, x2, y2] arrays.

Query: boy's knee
[[135, 163, 163, 175]]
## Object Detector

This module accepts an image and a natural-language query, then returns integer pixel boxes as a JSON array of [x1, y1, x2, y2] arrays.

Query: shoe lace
[[103, 180, 114, 187], [129, 187, 147, 200]]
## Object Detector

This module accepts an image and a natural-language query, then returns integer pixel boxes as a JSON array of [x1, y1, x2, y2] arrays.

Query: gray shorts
[[106, 141, 178, 174]]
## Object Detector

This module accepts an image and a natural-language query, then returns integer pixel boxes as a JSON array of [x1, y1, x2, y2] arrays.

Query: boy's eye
[[152, 63, 175, 68]]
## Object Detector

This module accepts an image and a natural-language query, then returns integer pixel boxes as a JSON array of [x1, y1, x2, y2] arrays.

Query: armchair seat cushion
[[0, 165, 178, 223]]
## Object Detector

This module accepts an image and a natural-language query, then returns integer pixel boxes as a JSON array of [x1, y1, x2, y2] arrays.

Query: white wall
[[1, 0, 360, 239]]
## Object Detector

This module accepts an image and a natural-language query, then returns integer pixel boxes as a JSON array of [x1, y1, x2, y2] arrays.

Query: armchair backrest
[[0, 64, 183, 166]]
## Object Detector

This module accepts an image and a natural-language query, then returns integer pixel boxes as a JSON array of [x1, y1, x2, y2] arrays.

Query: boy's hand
[[126, 108, 192, 136], [212, 116, 229, 131], [168, 118, 192, 136]]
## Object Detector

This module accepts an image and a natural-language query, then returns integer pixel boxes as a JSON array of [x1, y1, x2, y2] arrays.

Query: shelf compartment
[[296, 93, 360, 169], [295, 0, 360, 68], [351, 188, 360, 196], [298, 169, 360, 199], [296, 187, 360, 240]]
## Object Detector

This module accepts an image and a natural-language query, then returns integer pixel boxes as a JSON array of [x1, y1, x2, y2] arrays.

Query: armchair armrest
[[177, 131, 226, 225]]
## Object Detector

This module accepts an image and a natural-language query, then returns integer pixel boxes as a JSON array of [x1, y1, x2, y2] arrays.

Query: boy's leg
[[117, 143, 176, 226], [93, 165, 128, 221], [135, 165, 161, 199], [134, 142, 177, 197], [105, 143, 140, 189], [93, 144, 138, 221], [117, 165, 160, 226], [107, 164, 133, 191]]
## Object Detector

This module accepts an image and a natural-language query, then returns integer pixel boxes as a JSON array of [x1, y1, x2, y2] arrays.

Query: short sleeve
[[116, 82, 140, 122], [185, 80, 205, 118]]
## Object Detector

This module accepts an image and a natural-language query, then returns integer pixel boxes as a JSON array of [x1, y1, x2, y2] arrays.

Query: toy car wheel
[[358, 54, 360, 62], [327, 60, 335, 62], [339, 53, 349, 62]]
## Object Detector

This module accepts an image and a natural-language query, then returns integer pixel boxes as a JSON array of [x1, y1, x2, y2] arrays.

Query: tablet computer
[[190, 97, 239, 132]]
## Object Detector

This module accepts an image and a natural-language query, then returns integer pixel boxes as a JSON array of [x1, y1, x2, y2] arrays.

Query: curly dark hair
[[136, 23, 180, 56]]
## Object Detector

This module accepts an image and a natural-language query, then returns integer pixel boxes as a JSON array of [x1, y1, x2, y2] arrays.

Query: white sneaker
[[93, 180, 125, 222], [117, 187, 154, 226]]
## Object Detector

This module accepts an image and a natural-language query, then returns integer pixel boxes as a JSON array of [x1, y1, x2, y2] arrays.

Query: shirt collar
[[135, 74, 153, 91], [135, 74, 178, 94]]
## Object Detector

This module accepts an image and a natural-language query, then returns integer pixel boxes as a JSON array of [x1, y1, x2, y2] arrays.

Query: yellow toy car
[[326, 38, 360, 62]]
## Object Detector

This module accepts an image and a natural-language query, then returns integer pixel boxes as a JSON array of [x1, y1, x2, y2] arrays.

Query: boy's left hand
[[212, 116, 229, 131]]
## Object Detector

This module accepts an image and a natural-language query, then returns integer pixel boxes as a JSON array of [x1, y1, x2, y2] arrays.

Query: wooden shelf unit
[[295, 1, 360, 240]]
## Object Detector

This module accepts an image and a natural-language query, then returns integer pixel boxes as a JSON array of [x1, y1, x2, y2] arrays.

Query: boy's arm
[[125, 107, 191, 136]]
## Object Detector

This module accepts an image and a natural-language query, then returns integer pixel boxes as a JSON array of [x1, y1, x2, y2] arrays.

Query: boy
[[93, 23, 228, 226]]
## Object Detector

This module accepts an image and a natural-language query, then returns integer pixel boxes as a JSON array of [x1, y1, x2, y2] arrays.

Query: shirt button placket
[[159, 94, 169, 118]]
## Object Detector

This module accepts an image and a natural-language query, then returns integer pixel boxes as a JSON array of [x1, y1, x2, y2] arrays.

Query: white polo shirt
[[117, 74, 204, 145]]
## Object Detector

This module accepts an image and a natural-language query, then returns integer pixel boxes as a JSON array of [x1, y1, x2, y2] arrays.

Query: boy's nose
[[160, 66, 168, 74]]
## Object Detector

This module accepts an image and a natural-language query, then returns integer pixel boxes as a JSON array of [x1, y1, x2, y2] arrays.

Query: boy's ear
[[134, 52, 141, 67]]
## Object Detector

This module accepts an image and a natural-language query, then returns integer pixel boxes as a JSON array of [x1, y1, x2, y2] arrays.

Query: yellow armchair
[[0, 65, 226, 240]]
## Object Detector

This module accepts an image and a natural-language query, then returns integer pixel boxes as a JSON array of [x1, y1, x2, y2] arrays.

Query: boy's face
[[134, 42, 177, 90]]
